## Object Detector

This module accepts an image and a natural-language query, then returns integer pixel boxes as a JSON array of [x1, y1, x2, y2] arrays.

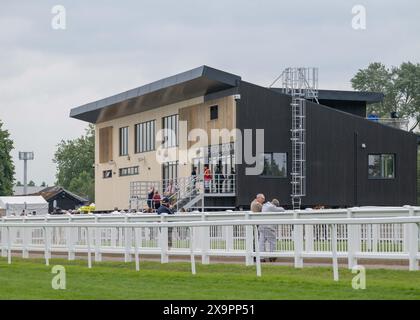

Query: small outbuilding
[[0, 196, 49, 216], [32, 186, 89, 213]]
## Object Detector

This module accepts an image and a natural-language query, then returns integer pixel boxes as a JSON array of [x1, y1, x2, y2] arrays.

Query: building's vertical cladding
[[236, 81, 293, 208], [306, 100, 417, 206], [236, 80, 417, 208]]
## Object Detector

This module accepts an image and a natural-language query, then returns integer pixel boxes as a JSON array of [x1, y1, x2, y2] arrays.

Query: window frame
[[102, 170, 113, 179], [162, 114, 179, 148], [210, 105, 218, 120], [119, 126, 129, 156], [368, 153, 396, 180], [260, 152, 288, 178], [135, 120, 156, 153], [119, 166, 139, 177]]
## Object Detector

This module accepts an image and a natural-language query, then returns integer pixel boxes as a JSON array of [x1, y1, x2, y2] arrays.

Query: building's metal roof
[[270, 88, 384, 104], [70, 65, 241, 123], [70, 65, 384, 124]]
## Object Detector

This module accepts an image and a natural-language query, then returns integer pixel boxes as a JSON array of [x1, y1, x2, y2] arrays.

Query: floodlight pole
[[24, 159, 28, 195], [19, 152, 34, 195]]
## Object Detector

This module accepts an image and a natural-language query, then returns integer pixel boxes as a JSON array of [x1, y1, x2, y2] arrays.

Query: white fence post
[[331, 224, 339, 281], [347, 208, 357, 269], [22, 218, 29, 259], [86, 227, 92, 269], [124, 216, 132, 262], [67, 216, 75, 261], [43, 226, 49, 266], [254, 225, 261, 277], [245, 212, 254, 266], [304, 224, 314, 252], [372, 223, 379, 252], [190, 227, 196, 275], [226, 225, 233, 252], [201, 212, 209, 264], [6, 226, 11, 264], [111, 227, 117, 247], [1, 219, 7, 257], [407, 206, 419, 271], [160, 215, 169, 263], [94, 216, 102, 262], [293, 211, 303, 268], [134, 227, 140, 271]]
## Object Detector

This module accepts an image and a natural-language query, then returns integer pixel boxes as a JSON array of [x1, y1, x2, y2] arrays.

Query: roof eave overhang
[[70, 65, 241, 124]]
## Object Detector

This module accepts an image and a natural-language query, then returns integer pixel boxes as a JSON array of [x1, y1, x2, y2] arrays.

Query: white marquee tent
[[0, 196, 48, 216]]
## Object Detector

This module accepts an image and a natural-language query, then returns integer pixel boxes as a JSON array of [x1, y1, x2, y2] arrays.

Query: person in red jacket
[[152, 190, 161, 210], [204, 165, 212, 193]]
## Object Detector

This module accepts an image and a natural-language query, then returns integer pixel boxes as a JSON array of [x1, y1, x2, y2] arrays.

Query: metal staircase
[[129, 174, 236, 212], [271, 67, 319, 210]]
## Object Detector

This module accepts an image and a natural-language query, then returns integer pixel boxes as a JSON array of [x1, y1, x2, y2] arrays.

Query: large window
[[368, 154, 395, 179], [119, 166, 139, 177], [162, 114, 179, 148], [135, 120, 155, 153], [119, 127, 129, 156], [261, 153, 287, 177], [162, 161, 178, 191]]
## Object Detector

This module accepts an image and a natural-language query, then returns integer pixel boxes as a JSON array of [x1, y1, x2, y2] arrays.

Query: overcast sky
[[0, 0, 419, 186]]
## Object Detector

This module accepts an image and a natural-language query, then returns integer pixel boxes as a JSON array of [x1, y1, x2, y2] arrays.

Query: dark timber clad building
[[70, 66, 417, 210]]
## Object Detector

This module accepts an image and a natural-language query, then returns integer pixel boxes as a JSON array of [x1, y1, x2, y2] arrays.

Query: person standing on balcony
[[228, 168, 235, 192], [215, 163, 225, 193], [204, 165, 212, 193], [147, 186, 155, 209], [191, 166, 197, 192], [153, 190, 161, 210], [164, 180, 176, 197], [259, 199, 285, 262]]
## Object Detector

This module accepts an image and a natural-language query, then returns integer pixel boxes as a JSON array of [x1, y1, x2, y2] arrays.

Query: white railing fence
[[0, 206, 419, 280]]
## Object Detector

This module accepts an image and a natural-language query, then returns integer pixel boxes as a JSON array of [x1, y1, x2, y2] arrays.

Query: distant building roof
[[13, 186, 45, 196], [31, 186, 89, 204], [0, 196, 48, 207]]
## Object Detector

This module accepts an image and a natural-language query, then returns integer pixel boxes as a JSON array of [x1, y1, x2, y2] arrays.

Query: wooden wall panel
[[99, 126, 113, 163], [179, 96, 235, 148]]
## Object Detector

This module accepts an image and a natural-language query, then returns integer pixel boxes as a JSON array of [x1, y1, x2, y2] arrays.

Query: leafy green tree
[[40, 181, 47, 187], [53, 125, 95, 201], [351, 62, 420, 131], [28, 180, 36, 187], [68, 171, 94, 201], [16, 181, 22, 186], [0, 120, 15, 196]]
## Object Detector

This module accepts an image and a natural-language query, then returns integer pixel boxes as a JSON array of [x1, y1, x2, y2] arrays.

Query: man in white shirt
[[259, 199, 285, 262]]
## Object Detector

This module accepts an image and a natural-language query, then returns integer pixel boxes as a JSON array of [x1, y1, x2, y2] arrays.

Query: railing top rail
[[2, 206, 419, 222], [1, 216, 420, 229]]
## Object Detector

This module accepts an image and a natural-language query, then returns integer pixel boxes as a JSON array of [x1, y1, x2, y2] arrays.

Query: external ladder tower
[[281, 68, 319, 210]]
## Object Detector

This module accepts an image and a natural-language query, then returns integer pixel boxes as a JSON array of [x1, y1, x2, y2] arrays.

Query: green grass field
[[0, 257, 419, 300]]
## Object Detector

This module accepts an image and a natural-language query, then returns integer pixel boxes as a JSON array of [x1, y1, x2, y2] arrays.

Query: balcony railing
[[367, 117, 410, 131]]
